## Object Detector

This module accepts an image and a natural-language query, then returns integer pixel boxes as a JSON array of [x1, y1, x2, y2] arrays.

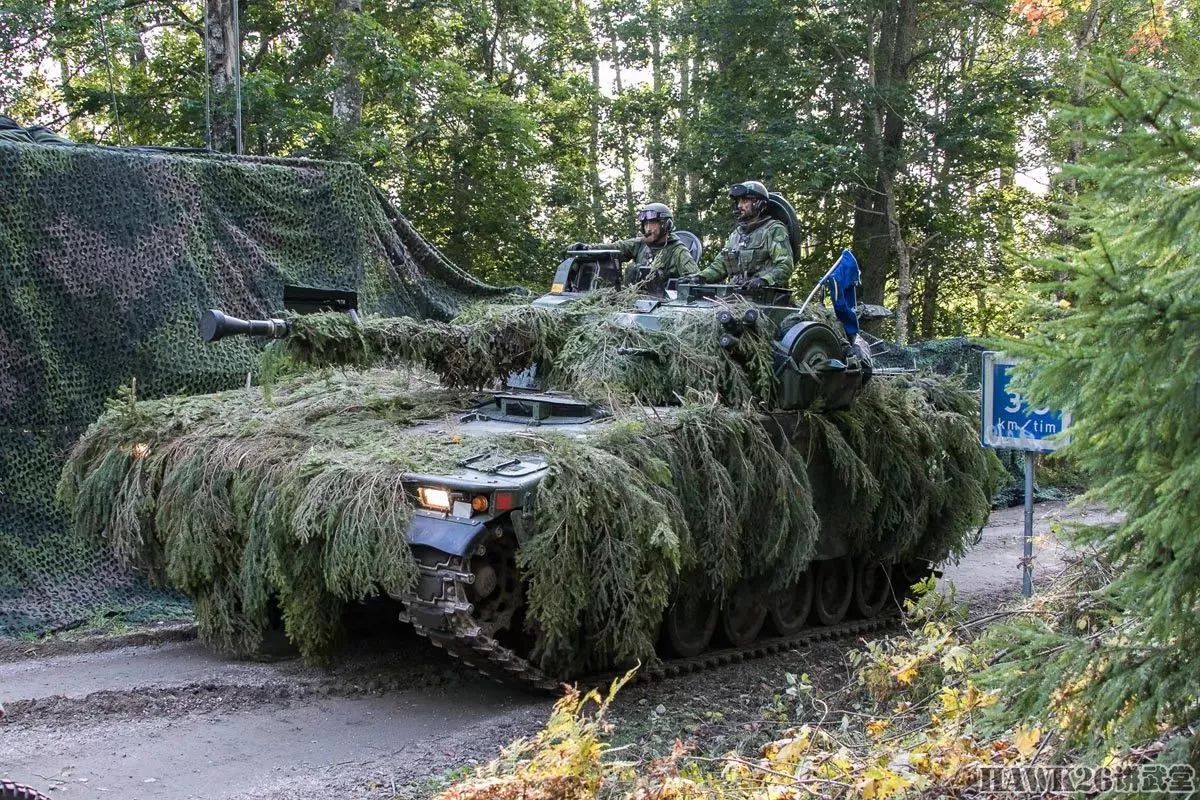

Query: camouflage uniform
[[586, 233, 698, 281], [699, 217, 793, 285]]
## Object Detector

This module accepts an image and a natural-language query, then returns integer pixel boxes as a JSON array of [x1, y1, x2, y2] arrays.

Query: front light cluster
[[416, 486, 505, 518]]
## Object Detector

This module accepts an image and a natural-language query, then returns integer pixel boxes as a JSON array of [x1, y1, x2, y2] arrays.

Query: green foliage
[[59, 309, 994, 675], [58, 371, 471, 659], [517, 402, 819, 674], [284, 303, 567, 387], [820, 374, 1004, 561], [981, 59, 1200, 757], [282, 295, 784, 406]]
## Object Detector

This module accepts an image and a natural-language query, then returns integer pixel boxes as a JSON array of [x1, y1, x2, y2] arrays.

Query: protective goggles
[[728, 184, 760, 198], [637, 209, 668, 222]]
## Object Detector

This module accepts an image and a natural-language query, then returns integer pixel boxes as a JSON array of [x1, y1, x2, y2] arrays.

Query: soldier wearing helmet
[[698, 181, 793, 289], [568, 202, 697, 288]]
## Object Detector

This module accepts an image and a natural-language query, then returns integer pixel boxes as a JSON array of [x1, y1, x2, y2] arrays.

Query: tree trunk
[[205, 0, 238, 152], [852, 0, 918, 306], [975, 286, 989, 338], [920, 262, 939, 339], [609, 22, 636, 222], [589, 48, 605, 233], [1062, 1, 1102, 200], [331, 0, 364, 139], [686, 36, 701, 214], [676, 45, 690, 212], [884, 172, 911, 345], [54, 0, 72, 134], [648, 0, 665, 201]]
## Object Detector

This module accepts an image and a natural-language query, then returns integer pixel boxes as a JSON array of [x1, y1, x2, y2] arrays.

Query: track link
[[403, 573, 899, 692], [629, 613, 897, 685], [400, 545, 904, 692], [1, 781, 53, 800]]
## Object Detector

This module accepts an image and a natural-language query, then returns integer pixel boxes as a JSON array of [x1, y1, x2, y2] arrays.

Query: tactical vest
[[725, 219, 786, 278]]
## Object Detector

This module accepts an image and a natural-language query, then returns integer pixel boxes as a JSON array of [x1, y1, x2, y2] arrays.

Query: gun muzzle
[[715, 309, 740, 332], [199, 309, 291, 343]]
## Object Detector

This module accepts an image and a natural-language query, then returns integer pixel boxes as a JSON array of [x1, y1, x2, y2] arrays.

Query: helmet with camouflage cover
[[637, 202, 674, 243], [729, 181, 769, 222]]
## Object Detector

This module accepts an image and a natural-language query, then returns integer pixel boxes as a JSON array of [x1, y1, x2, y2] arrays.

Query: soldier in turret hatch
[[698, 181, 793, 289], [568, 202, 698, 287]]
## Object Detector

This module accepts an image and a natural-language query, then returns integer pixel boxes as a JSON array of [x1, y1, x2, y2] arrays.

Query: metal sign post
[[981, 352, 1070, 597]]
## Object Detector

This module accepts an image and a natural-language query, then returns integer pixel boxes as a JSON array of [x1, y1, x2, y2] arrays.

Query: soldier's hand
[[744, 276, 767, 291]]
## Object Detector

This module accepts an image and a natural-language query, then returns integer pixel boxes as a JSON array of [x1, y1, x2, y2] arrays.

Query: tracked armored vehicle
[[193, 214, 933, 689]]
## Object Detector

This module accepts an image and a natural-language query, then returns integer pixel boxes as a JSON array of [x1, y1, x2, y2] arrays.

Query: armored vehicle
[[193, 210, 933, 689]]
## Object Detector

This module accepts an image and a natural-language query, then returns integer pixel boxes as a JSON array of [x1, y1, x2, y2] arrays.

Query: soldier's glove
[[744, 276, 767, 291], [567, 241, 588, 252]]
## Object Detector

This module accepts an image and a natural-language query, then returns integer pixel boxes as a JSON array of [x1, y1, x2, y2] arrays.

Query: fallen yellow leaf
[[1014, 726, 1042, 759]]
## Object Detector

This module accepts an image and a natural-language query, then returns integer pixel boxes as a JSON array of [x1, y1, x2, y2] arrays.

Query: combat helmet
[[729, 181, 769, 222], [637, 202, 674, 239]]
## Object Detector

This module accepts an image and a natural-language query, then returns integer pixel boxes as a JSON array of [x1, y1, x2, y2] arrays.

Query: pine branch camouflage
[[53, 274, 1002, 675]]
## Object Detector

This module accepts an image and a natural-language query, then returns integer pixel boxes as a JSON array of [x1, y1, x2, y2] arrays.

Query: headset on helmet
[[729, 181, 769, 221]]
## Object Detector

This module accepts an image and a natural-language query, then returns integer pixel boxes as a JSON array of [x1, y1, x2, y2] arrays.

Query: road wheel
[[661, 591, 718, 658], [718, 583, 768, 647], [811, 557, 853, 626], [767, 568, 814, 636], [853, 559, 891, 618]]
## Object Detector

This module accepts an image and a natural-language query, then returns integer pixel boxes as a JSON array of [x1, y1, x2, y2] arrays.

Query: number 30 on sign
[[981, 352, 1070, 453]]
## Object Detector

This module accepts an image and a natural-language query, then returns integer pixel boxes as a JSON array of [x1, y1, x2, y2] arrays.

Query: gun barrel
[[199, 309, 291, 343]]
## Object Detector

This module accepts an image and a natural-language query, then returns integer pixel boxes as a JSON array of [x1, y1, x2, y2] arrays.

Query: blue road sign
[[981, 352, 1069, 453]]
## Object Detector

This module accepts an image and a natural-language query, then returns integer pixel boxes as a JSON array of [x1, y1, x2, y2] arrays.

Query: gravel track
[[0, 501, 1110, 799]]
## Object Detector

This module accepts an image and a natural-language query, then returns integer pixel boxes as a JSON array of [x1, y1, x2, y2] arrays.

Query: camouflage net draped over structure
[[0, 138, 513, 637], [60, 319, 1000, 675]]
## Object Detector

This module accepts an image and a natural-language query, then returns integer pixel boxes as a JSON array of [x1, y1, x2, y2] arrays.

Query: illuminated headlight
[[417, 487, 452, 512]]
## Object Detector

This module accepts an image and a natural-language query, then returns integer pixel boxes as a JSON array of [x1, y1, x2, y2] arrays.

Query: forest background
[[5, 0, 1185, 345]]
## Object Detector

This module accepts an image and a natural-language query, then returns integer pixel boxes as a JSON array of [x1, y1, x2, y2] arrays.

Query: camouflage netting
[[0, 133, 515, 637], [872, 336, 985, 383]]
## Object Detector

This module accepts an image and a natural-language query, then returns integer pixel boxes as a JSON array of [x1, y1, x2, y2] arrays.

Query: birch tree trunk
[[331, 0, 364, 138], [205, 0, 237, 152], [883, 171, 911, 344]]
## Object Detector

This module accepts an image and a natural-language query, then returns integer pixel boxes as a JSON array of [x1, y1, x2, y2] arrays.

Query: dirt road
[[0, 500, 1111, 800]]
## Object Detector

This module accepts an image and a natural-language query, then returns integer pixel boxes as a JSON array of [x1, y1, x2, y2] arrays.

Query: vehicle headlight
[[417, 487, 453, 512]]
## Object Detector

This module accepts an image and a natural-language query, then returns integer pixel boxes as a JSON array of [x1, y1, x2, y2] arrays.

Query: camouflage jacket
[[588, 234, 698, 280], [699, 218, 793, 285]]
